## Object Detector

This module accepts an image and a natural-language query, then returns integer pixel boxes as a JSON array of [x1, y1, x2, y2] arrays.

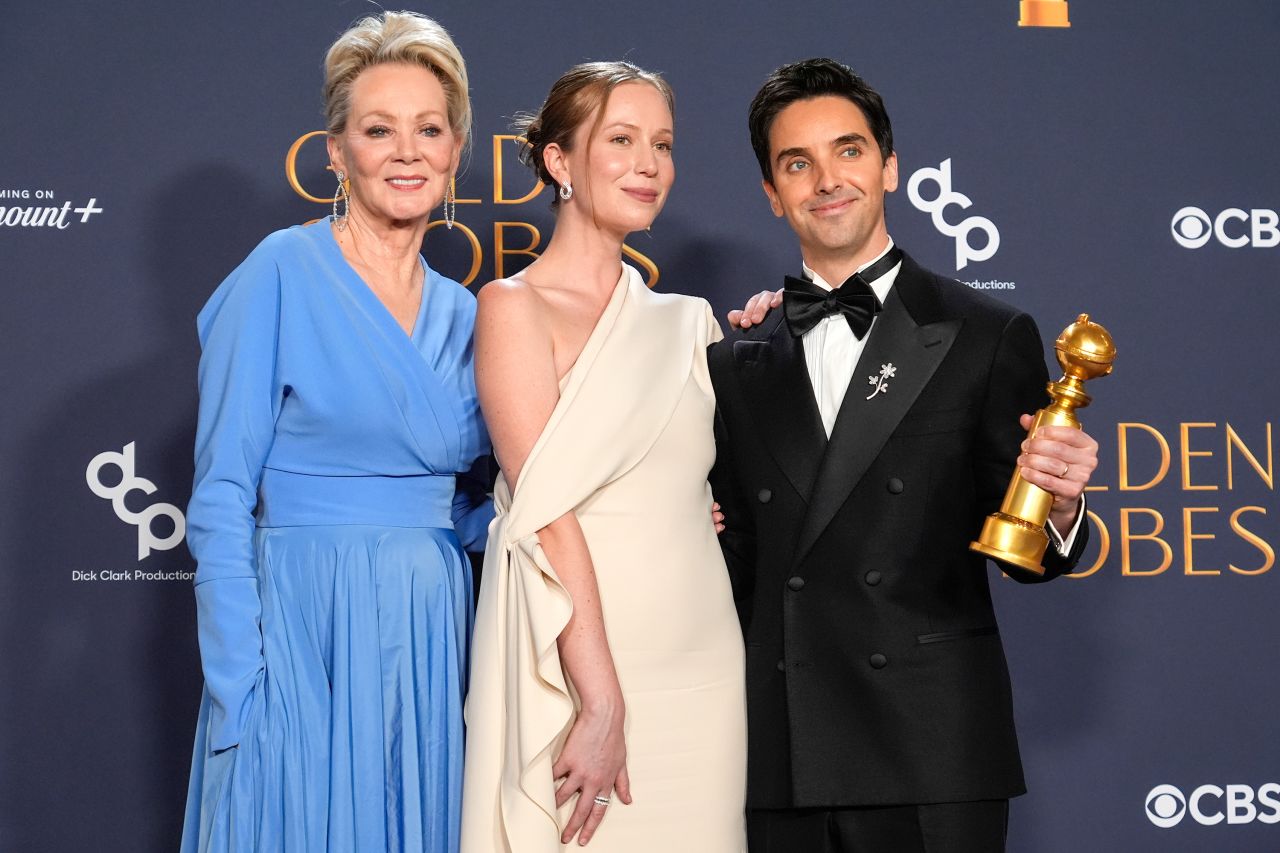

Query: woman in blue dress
[[180, 12, 490, 852]]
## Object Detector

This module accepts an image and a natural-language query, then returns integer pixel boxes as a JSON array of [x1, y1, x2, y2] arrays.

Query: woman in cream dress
[[461, 63, 747, 852]]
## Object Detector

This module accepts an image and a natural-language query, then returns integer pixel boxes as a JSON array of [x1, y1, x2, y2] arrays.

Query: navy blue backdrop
[[2, 1, 1277, 850]]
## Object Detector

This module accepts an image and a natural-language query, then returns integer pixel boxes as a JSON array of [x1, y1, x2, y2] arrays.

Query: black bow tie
[[783, 246, 902, 339]]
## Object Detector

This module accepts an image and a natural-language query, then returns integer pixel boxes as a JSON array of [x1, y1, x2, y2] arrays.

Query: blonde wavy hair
[[323, 11, 471, 150]]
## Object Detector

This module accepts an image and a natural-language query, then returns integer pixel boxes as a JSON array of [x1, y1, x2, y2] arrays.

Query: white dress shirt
[[796, 238, 1082, 554], [799, 241, 900, 438]]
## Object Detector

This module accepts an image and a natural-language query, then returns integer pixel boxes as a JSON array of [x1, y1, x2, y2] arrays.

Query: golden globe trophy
[[970, 314, 1115, 574]]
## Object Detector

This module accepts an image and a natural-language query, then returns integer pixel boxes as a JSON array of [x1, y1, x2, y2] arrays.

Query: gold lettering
[[1118, 423, 1170, 491], [285, 131, 336, 204], [1067, 510, 1109, 578], [494, 221, 542, 280], [492, 135, 545, 204], [1182, 506, 1219, 575], [1226, 423, 1274, 490], [451, 175, 481, 206], [1229, 506, 1274, 575], [1120, 508, 1173, 576], [424, 219, 483, 285], [1180, 422, 1218, 491]]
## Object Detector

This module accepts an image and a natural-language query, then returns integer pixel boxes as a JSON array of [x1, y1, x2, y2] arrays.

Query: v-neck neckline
[[319, 218, 429, 342], [553, 265, 629, 389], [511, 265, 632, 503]]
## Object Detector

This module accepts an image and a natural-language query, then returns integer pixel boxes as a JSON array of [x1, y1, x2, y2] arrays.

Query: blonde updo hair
[[514, 61, 674, 207], [323, 11, 472, 149]]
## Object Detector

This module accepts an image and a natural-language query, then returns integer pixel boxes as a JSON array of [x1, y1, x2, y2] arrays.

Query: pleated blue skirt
[[181, 525, 473, 853]]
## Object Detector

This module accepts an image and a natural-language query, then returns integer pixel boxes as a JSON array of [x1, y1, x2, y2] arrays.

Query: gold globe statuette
[[970, 314, 1116, 574]]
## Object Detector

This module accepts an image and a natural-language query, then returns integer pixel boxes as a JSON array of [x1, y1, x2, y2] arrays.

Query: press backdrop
[[2, 1, 1277, 850]]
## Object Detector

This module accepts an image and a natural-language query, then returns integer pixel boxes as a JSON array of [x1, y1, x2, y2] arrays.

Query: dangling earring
[[444, 176, 457, 230], [333, 170, 349, 231], [559, 182, 573, 201]]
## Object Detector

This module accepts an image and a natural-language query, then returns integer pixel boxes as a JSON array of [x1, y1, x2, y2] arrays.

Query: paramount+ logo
[[1170, 206, 1279, 249], [1145, 782, 1280, 829]]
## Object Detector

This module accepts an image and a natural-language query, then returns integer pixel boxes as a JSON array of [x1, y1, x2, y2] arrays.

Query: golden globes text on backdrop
[[1074, 421, 1275, 579], [972, 314, 1115, 574], [285, 131, 661, 286]]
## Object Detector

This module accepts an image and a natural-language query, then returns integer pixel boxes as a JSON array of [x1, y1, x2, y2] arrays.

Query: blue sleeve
[[186, 246, 283, 752], [452, 453, 495, 553]]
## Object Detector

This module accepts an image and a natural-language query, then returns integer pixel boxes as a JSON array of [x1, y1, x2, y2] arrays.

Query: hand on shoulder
[[728, 287, 784, 329]]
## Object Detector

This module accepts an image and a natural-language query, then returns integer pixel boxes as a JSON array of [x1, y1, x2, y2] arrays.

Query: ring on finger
[[593, 794, 611, 807], [1060, 462, 1070, 478]]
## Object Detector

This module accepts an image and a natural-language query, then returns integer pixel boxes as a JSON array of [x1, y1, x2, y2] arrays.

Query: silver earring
[[333, 170, 349, 231], [559, 182, 573, 201], [444, 176, 456, 230]]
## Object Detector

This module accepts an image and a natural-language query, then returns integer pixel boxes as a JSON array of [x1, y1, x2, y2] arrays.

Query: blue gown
[[180, 219, 492, 853]]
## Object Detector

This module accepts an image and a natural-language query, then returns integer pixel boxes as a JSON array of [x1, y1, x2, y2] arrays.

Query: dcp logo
[[1144, 783, 1280, 829], [907, 158, 1000, 271], [1171, 206, 1280, 249], [86, 442, 186, 560]]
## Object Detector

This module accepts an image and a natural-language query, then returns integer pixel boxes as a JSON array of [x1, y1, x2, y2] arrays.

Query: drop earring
[[559, 182, 573, 201], [333, 170, 349, 231], [444, 176, 456, 230]]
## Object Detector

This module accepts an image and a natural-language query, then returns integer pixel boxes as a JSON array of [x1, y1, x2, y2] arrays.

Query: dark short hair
[[748, 58, 893, 183]]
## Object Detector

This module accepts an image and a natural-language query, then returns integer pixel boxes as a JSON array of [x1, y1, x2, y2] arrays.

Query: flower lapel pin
[[865, 363, 896, 401]]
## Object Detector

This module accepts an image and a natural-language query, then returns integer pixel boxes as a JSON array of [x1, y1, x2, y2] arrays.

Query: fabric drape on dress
[[461, 265, 729, 852]]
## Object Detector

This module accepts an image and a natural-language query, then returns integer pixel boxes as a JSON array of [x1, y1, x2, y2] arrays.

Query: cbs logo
[[1171, 206, 1280, 249], [1145, 783, 1280, 829], [86, 442, 186, 561], [907, 158, 1000, 271]]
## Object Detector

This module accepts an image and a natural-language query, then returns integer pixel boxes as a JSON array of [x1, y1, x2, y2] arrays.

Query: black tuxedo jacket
[[708, 252, 1086, 810]]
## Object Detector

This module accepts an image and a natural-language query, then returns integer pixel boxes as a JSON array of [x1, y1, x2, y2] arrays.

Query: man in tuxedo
[[709, 58, 1099, 852]]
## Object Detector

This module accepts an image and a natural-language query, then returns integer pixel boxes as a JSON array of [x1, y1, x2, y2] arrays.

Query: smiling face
[[762, 95, 898, 270], [326, 62, 461, 227], [554, 81, 675, 237]]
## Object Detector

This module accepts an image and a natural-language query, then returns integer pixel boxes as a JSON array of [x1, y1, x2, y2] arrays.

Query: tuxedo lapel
[[732, 315, 826, 503], [793, 264, 962, 565]]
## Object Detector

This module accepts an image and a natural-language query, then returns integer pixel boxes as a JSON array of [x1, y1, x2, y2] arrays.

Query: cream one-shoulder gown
[[461, 265, 747, 853]]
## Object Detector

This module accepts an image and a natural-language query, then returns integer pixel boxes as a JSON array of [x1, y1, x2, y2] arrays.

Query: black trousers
[[747, 800, 1009, 853]]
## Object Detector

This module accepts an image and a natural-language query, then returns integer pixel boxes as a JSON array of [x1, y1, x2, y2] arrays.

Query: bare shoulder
[[476, 277, 549, 330], [477, 276, 540, 311], [475, 278, 557, 366]]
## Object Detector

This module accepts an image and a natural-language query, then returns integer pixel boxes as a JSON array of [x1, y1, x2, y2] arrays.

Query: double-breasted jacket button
[[887, 478, 904, 494], [864, 570, 882, 586], [787, 576, 805, 591], [776, 659, 786, 672], [757, 488, 772, 503], [869, 653, 888, 669]]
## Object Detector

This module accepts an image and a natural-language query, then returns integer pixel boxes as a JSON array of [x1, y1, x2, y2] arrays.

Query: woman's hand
[[553, 700, 633, 846], [712, 500, 725, 534]]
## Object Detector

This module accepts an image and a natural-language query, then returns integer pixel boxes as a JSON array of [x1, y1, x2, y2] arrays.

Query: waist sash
[[257, 467, 454, 528]]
